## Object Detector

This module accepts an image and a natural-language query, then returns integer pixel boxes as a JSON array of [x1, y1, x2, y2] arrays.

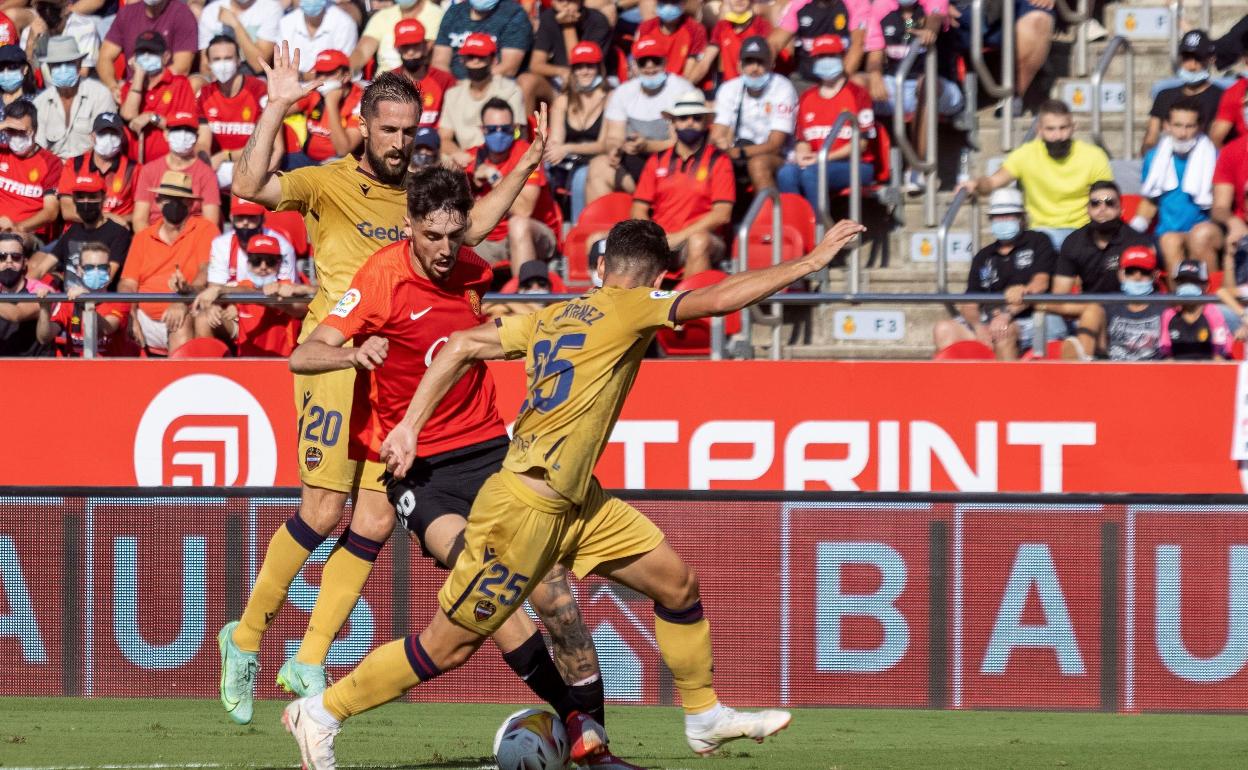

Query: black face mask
[[0, 267, 22, 288], [676, 127, 707, 147], [465, 65, 491, 83], [76, 200, 102, 225], [162, 199, 190, 226], [1044, 138, 1072, 159], [1090, 217, 1121, 235], [402, 56, 424, 74], [233, 224, 260, 248]]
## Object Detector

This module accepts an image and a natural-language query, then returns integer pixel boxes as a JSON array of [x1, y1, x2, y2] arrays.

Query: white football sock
[[304, 694, 341, 729]]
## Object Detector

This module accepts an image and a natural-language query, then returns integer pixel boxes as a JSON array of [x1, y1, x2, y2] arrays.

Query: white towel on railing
[[1140, 134, 1216, 209]]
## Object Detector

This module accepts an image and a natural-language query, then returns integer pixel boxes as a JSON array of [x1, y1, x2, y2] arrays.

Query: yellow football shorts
[[293, 369, 386, 494], [439, 470, 665, 635]]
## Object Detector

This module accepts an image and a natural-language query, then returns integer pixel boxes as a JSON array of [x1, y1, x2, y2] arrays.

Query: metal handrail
[[817, 111, 863, 293], [1054, 0, 1091, 76], [1090, 36, 1135, 159], [1169, 0, 1214, 71], [735, 187, 785, 360], [970, 0, 1015, 150], [892, 41, 938, 226], [936, 187, 980, 294]]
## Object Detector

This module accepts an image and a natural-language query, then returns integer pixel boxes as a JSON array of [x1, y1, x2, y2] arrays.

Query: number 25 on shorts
[[477, 562, 530, 606]]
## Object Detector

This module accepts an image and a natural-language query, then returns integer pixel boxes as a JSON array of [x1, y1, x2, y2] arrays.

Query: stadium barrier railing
[[969, 0, 1016, 152], [892, 41, 940, 228], [1091, 36, 1137, 160]]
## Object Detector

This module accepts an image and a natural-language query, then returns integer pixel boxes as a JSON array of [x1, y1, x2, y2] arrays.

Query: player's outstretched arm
[[381, 320, 506, 477], [289, 325, 389, 374], [463, 103, 550, 247], [232, 41, 322, 209], [674, 219, 865, 323]]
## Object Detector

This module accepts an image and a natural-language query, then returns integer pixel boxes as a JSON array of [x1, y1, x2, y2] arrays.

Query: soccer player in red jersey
[[288, 163, 634, 770]]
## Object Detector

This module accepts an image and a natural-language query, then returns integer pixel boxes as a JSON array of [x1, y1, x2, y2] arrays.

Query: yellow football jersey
[[276, 157, 408, 340], [496, 286, 686, 504]]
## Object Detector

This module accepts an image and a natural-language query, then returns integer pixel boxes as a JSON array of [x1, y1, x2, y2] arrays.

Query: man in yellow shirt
[[960, 99, 1113, 250]]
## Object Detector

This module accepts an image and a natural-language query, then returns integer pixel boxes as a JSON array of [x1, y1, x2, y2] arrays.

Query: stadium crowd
[[0, 0, 1243, 360]]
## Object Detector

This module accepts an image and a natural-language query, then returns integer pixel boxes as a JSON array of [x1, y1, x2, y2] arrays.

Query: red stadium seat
[[656, 270, 742, 356], [169, 338, 231, 359], [1233, 339, 1245, 361], [499, 270, 568, 293], [932, 340, 995, 360], [731, 220, 806, 272], [265, 210, 311, 258], [564, 192, 633, 284], [780, 193, 817, 253]]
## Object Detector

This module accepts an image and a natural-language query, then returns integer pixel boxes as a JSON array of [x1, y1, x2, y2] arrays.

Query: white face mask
[[135, 53, 163, 74], [94, 133, 122, 158], [209, 59, 238, 84], [317, 79, 342, 96], [8, 133, 33, 156], [167, 129, 196, 155], [1171, 136, 1198, 154], [251, 272, 278, 287]]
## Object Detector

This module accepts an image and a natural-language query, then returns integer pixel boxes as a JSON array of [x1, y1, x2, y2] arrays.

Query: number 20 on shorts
[[303, 405, 343, 447]]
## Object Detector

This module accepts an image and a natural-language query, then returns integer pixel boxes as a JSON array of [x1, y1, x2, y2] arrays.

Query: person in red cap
[[353, 0, 443, 75], [57, 112, 139, 229], [0, 100, 63, 241], [133, 109, 220, 230], [430, 0, 531, 80], [296, 49, 365, 164], [547, 41, 611, 222], [776, 34, 876, 217], [199, 34, 275, 193], [387, 19, 456, 129], [117, 31, 198, 163], [521, 0, 612, 114], [1063, 244, 1167, 361], [30, 171, 133, 288], [440, 32, 525, 166], [637, 0, 711, 82]]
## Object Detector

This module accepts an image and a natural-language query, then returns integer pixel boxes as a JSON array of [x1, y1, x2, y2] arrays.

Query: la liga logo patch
[[330, 288, 361, 317]]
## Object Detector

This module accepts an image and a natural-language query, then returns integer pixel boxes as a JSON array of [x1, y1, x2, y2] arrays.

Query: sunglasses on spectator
[[0, 251, 24, 263], [1123, 267, 1151, 277], [637, 57, 664, 68], [248, 256, 280, 268], [483, 124, 512, 135], [82, 264, 110, 273], [1089, 197, 1120, 208]]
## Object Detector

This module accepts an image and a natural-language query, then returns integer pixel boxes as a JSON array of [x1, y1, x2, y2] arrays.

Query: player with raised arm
[[280, 216, 866, 769], [217, 42, 604, 738]]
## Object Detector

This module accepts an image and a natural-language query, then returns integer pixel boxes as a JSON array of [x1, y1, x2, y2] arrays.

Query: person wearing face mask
[[430, 0, 530, 80], [933, 188, 1065, 360], [585, 35, 693, 204], [117, 31, 197, 163], [31, 172, 131, 287], [769, 0, 877, 87], [57, 112, 136, 227], [521, 0, 611, 116], [33, 36, 115, 160], [0, 101, 65, 241], [631, 91, 734, 277], [1159, 259, 1232, 360], [133, 110, 221, 230], [297, 49, 365, 164], [777, 35, 877, 218], [0, 45, 37, 120], [636, 0, 713, 84], [959, 99, 1113, 250], [710, 36, 797, 197], [20, 0, 102, 77], [1063, 246, 1166, 362], [1210, 35, 1248, 149], [206, 234, 313, 357], [1142, 30, 1224, 153], [277, 0, 358, 78], [706, 0, 773, 84], [118, 170, 219, 355], [35, 241, 134, 357], [389, 20, 455, 129], [1136, 99, 1223, 280], [199, 35, 276, 193], [408, 126, 441, 168], [96, 0, 197, 101], [547, 42, 611, 223], [465, 98, 562, 275], [0, 233, 54, 357], [197, 0, 281, 75], [440, 34, 525, 167], [353, 0, 442, 76]]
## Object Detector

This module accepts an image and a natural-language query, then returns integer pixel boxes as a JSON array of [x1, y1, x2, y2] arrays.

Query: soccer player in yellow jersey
[[216, 43, 601, 727], [280, 217, 866, 768]]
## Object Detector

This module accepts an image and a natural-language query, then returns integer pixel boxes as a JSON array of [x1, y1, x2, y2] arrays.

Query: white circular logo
[[133, 374, 278, 487]]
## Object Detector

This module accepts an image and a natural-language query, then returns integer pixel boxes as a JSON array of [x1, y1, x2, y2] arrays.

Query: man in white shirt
[[277, 0, 358, 77], [710, 35, 797, 193], [198, 0, 282, 74], [34, 36, 116, 159]]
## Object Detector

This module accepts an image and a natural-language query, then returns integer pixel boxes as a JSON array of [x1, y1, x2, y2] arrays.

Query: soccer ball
[[492, 708, 571, 770]]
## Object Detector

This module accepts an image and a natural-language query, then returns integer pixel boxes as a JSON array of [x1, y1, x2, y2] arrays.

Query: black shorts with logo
[[384, 435, 509, 566]]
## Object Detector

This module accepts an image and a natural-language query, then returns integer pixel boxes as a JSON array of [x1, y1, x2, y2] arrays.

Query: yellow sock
[[654, 602, 719, 714], [296, 532, 381, 665], [233, 518, 323, 653], [323, 637, 426, 721]]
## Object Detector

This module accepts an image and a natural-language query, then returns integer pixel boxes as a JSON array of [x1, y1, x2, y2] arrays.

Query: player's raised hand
[[351, 335, 389, 371], [380, 422, 418, 478], [805, 219, 866, 269], [260, 41, 320, 108], [521, 102, 549, 168]]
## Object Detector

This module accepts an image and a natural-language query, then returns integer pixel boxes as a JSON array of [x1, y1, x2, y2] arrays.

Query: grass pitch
[[3, 698, 1248, 769]]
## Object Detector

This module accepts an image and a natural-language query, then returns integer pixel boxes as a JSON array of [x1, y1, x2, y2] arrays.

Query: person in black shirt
[[30, 172, 132, 290], [1141, 30, 1223, 154], [933, 188, 1063, 359], [1064, 245, 1165, 361], [1160, 259, 1233, 359], [520, 0, 612, 114], [0, 233, 48, 357]]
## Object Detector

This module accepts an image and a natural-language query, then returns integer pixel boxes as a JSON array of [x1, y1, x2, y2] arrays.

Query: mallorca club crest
[[468, 289, 481, 316]]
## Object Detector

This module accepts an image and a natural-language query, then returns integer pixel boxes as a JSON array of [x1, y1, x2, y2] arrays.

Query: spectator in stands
[[466, 98, 561, 274], [1213, 131, 1248, 326], [710, 36, 796, 195], [299, 49, 364, 164], [1063, 245, 1165, 361], [432, 0, 531, 80], [119, 170, 218, 355], [133, 111, 220, 230], [1141, 30, 1222, 154], [1159, 259, 1231, 360], [31, 172, 131, 286], [439, 34, 525, 166], [18, 0, 101, 77], [352, 0, 441, 75], [199, 35, 273, 193], [777, 36, 876, 218], [35, 241, 132, 357], [118, 31, 197, 163], [389, 20, 456, 130], [0, 45, 38, 121], [0, 233, 52, 356], [409, 125, 440, 167], [97, 0, 197, 99], [961, 99, 1111, 249], [1211, 43, 1248, 148], [769, 0, 876, 84], [198, 0, 281, 75], [632, 90, 734, 276], [521, 0, 612, 114], [546, 41, 609, 224], [486, 258, 554, 318], [0, 101, 64, 241], [58, 112, 136, 227], [1134, 98, 1222, 279], [637, 0, 712, 85], [947, 0, 1051, 113], [277, 0, 358, 77], [586, 35, 693, 202], [706, 0, 773, 84], [196, 234, 312, 357], [34, 37, 115, 160], [933, 188, 1064, 359]]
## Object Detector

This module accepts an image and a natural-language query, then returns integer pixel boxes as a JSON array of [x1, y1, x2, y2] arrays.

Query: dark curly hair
[[406, 164, 473, 224]]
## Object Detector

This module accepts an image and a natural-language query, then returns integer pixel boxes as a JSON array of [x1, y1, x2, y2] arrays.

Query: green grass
[[2, 698, 1248, 769]]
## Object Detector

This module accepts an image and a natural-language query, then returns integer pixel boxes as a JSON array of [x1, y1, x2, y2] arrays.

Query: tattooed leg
[[530, 565, 605, 724]]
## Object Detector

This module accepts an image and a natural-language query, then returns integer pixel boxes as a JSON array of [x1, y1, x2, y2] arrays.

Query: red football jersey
[[119, 70, 198, 162], [711, 16, 773, 81], [321, 241, 506, 461], [0, 146, 63, 237], [199, 76, 267, 153], [393, 66, 456, 128], [796, 81, 877, 163], [303, 84, 364, 163], [637, 17, 708, 75], [60, 152, 138, 218], [50, 300, 133, 356]]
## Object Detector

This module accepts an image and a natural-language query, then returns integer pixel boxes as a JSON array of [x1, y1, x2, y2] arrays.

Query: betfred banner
[[0, 360, 1243, 493]]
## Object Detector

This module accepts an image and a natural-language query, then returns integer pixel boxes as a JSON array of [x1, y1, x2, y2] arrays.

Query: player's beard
[[365, 139, 412, 186]]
